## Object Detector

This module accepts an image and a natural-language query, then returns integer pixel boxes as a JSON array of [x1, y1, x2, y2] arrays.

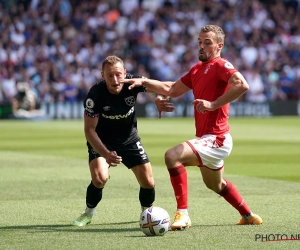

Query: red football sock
[[168, 165, 188, 209], [219, 180, 251, 216]]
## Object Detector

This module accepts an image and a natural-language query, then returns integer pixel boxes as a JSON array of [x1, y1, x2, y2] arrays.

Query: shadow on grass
[[0, 221, 237, 236], [0, 221, 141, 233]]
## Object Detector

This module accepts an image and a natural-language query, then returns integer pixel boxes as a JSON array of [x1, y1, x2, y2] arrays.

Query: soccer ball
[[140, 206, 170, 236]]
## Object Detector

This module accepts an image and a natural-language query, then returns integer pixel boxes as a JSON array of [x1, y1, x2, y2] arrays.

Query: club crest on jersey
[[86, 98, 94, 109], [204, 64, 210, 74], [224, 62, 234, 69], [124, 96, 135, 106]]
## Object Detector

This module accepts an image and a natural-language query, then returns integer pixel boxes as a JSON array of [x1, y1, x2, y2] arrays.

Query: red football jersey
[[181, 56, 237, 137]]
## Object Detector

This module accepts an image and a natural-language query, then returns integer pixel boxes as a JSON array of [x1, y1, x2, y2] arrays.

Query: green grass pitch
[[0, 117, 299, 250]]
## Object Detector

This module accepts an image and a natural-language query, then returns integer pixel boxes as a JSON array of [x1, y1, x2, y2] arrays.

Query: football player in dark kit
[[72, 55, 174, 226]]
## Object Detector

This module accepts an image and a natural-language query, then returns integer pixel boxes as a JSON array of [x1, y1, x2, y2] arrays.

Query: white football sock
[[141, 206, 149, 212], [243, 212, 253, 220], [177, 209, 188, 215], [85, 207, 95, 216]]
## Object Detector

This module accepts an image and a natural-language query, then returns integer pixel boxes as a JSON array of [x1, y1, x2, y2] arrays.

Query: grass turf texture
[[0, 117, 299, 250]]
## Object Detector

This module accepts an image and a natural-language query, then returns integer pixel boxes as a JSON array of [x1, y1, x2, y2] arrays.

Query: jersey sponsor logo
[[86, 98, 95, 109], [124, 96, 135, 106], [102, 106, 134, 119], [103, 106, 110, 111]]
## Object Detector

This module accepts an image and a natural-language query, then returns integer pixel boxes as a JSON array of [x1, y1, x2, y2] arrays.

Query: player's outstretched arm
[[121, 78, 191, 99], [121, 78, 174, 96]]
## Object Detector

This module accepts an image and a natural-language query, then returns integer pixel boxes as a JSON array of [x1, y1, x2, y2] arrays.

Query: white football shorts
[[185, 134, 233, 170]]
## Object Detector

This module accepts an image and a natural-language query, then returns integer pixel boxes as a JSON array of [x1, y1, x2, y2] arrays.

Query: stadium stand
[[0, 0, 299, 106]]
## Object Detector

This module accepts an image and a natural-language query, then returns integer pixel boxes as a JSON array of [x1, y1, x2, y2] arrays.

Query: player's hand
[[105, 151, 122, 167], [192, 99, 214, 114], [155, 96, 175, 118], [120, 79, 143, 90]]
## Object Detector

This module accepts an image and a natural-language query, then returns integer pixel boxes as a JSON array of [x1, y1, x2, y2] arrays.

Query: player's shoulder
[[193, 62, 202, 68], [95, 79, 106, 86], [86, 80, 106, 100], [89, 80, 105, 91], [189, 62, 202, 73], [216, 57, 235, 70]]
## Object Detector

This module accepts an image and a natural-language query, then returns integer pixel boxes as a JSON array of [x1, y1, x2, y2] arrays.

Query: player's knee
[[147, 178, 155, 188], [165, 144, 186, 167], [141, 178, 155, 189], [142, 183, 155, 189], [164, 149, 176, 166], [203, 181, 223, 193], [92, 176, 108, 188]]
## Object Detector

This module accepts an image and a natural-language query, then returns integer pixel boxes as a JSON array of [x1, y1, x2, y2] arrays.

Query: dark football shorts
[[87, 140, 150, 169]]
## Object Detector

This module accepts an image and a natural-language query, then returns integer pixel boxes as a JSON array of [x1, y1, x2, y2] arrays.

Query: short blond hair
[[102, 55, 124, 71], [201, 25, 225, 43]]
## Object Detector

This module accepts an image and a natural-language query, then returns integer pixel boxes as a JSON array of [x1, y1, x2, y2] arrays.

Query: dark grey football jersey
[[83, 74, 146, 148]]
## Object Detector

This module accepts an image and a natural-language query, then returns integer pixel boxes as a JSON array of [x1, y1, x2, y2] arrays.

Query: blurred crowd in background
[[0, 0, 300, 108]]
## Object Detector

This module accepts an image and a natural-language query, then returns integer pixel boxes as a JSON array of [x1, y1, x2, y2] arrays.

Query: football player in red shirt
[[121, 25, 262, 230]]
